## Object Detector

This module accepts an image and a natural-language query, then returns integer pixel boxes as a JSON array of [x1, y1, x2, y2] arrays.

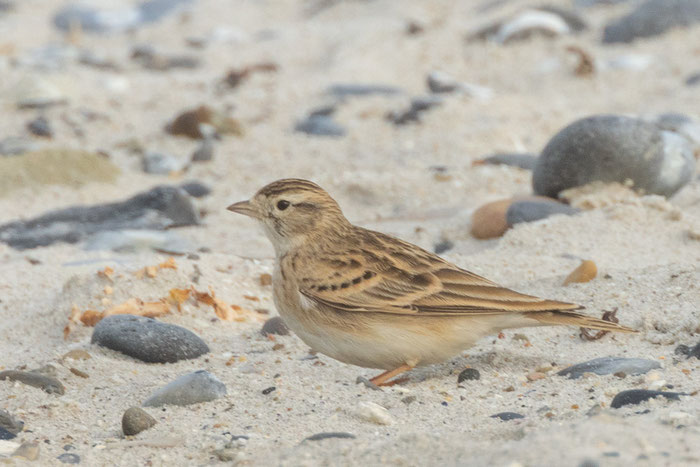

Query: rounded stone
[[122, 407, 157, 436], [506, 199, 579, 225], [470, 199, 511, 239], [533, 115, 696, 198], [142, 370, 227, 407], [457, 368, 480, 383], [91, 315, 209, 363], [261, 316, 289, 336]]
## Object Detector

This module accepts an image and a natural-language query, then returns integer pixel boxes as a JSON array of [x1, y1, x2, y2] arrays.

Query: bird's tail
[[528, 310, 637, 333]]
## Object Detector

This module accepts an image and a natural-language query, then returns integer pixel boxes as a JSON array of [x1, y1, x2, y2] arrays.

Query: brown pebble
[[563, 260, 597, 285], [122, 407, 157, 436], [62, 350, 91, 361], [527, 372, 546, 382], [12, 442, 40, 461], [470, 199, 512, 239], [504, 385, 515, 392], [259, 273, 272, 286], [69, 368, 89, 378]]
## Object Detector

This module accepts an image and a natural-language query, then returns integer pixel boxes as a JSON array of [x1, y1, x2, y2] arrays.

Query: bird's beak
[[226, 200, 261, 219]]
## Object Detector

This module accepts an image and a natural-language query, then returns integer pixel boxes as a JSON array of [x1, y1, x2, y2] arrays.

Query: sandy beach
[[1, 0, 699, 465]]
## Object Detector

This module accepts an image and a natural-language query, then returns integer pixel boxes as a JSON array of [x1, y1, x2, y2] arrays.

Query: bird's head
[[227, 179, 350, 254]]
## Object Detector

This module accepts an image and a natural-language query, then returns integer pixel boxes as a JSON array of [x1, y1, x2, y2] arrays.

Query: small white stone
[[356, 401, 394, 425], [648, 380, 667, 391]]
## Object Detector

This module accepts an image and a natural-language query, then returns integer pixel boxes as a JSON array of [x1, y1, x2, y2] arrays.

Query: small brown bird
[[228, 179, 635, 386]]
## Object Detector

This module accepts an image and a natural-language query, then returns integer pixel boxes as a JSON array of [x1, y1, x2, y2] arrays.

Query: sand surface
[[1, 0, 700, 465]]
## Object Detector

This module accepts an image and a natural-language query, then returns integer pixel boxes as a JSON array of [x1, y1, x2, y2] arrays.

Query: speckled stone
[[142, 370, 226, 407]]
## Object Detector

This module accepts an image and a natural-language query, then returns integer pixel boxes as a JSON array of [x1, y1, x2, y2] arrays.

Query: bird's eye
[[276, 200, 290, 211]]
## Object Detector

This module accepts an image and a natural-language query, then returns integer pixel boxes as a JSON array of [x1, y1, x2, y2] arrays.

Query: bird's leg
[[369, 363, 414, 386]]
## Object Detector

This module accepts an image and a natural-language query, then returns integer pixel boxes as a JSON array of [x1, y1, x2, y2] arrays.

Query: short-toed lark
[[228, 179, 635, 385]]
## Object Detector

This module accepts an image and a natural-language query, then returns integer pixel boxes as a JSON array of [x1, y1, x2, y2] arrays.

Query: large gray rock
[[92, 315, 209, 363], [533, 115, 696, 198], [143, 370, 226, 407], [558, 357, 660, 379], [0, 185, 199, 249], [603, 0, 700, 44]]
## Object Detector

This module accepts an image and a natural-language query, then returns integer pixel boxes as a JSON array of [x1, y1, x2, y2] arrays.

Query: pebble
[[191, 138, 214, 162], [475, 153, 538, 170], [356, 402, 393, 425], [387, 95, 443, 125], [142, 152, 183, 175], [0, 427, 15, 440], [603, 0, 700, 44], [122, 407, 157, 436], [295, 113, 346, 137], [611, 389, 684, 409], [131, 45, 200, 71], [506, 199, 579, 226], [0, 148, 118, 198], [490, 412, 524, 421], [57, 452, 80, 464], [533, 115, 696, 198], [470, 199, 512, 239], [92, 315, 209, 363], [27, 116, 53, 138], [527, 372, 546, 382], [0, 370, 65, 394], [167, 105, 243, 139], [84, 229, 193, 254], [14, 76, 67, 108], [558, 357, 661, 379], [0, 410, 23, 436], [686, 72, 700, 86], [426, 71, 493, 99], [261, 316, 290, 336], [674, 341, 700, 359], [142, 370, 227, 407], [12, 442, 39, 460], [457, 368, 480, 383], [0, 136, 40, 156], [304, 432, 356, 442], [179, 181, 211, 198], [433, 239, 453, 254], [563, 260, 598, 285], [326, 84, 401, 98], [0, 185, 199, 250], [356, 376, 381, 391]]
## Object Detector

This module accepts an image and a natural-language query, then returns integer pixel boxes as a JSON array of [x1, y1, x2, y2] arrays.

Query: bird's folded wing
[[299, 260, 581, 316]]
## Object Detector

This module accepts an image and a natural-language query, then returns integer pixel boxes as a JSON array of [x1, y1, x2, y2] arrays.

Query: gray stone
[[143, 370, 226, 407], [0, 137, 40, 156], [558, 357, 661, 379], [0, 370, 65, 394], [27, 116, 53, 137], [326, 84, 401, 98], [261, 316, 289, 336], [191, 139, 214, 162], [388, 95, 444, 125], [603, 0, 700, 44], [0, 427, 15, 440], [0, 185, 199, 249], [506, 199, 579, 225], [433, 239, 453, 254], [84, 229, 193, 254], [0, 409, 23, 435], [142, 152, 182, 175], [457, 368, 480, 383], [179, 181, 211, 198], [304, 432, 356, 442], [122, 407, 157, 436], [533, 115, 696, 198], [478, 153, 538, 170], [131, 45, 200, 71], [490, 412, 524, 421], [57, 453, 80, 464], [295, 114, 346, 137], [92, 315, 209, 363], [426, 71, 493, 98], [611, 389, 684, 408]]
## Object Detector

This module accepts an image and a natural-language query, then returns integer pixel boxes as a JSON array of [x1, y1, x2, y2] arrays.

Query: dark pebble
[[122, 407, 157, 436], [578, 459, 600, 467], [506, 199, 579, 226], [304, 432, 356, 442], [686, 72, 700, 86], [0, 409, 23, 435], [191, 138, 214, 162], [27, 116, 53, 138], [457, 368, 480, 383], [675, 341, 700, 359], [477, 153, 538, 170], [611, 389, 684, 409], [0, 185, 199, 250], [0, 427, 15, 440], [558, 357, 661, 379], [295, 114, 346, 137], [433, 240, 453, 254], [387, 95, 443, 125], [261, 316, 289, 336], [142, 370, 226, 407], [326, 84, 401, 98], [179, 181, 211, 198], [533, 114, 695, 198], [490, 412, 524, 421], [262, 386, 276, 395], [603, 0, 700, 44], [0, 370, 65, 394], [92, 315, 209, 363], [57, 453, 80, 464]]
